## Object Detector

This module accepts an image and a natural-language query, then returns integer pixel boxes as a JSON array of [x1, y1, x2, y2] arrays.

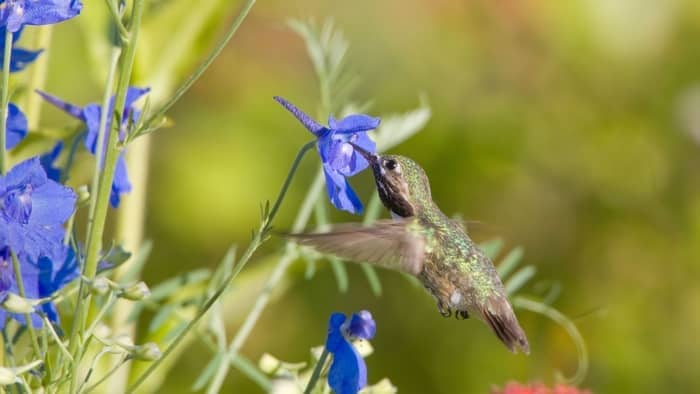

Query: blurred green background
[[35, 0, 700, 392]]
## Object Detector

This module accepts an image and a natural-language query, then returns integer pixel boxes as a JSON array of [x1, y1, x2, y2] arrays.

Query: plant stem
[[0, 29, 13, 175], [139, 0, 256, 133], [304, 349, 330, 394], [9, 252, 42, 360], [69, 1, 146, 391], [206, 170, 324, 393], [127, 141, 315, 393]]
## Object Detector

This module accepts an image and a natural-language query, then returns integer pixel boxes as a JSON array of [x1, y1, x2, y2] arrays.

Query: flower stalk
[[69, 0, 146, 391]]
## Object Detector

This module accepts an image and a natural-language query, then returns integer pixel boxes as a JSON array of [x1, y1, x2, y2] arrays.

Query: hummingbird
[[292, 144, 530, 354]]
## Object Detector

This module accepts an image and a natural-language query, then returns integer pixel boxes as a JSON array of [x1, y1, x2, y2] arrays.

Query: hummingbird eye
[[385, 159, 398, 171]]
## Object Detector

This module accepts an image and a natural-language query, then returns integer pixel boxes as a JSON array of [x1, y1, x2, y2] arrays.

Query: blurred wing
[[288, 219, 425, 275]]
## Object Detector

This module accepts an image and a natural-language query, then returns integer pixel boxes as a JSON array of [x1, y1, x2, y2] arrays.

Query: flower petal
[[7, 47, 42, 72], [36, 90, 84, 120], [323, 166, 364, 214], [0, 0, 83, 32], [109, 152, 132, 208], [328, 335, 367, 394], [274, 96, 326, 136], [40, 142, 63, 182], [5, 103, 27, 149], [124, 86, 150, 110], [347, 310, 376, 340], [329, 114, 380, 134]]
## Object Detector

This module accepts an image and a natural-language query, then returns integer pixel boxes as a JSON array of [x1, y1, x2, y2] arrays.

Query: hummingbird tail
[[481, 296, 530, 355]]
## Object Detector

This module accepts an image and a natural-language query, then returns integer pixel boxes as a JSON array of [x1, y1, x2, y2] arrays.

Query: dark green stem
[[304, 349, 330, 394]]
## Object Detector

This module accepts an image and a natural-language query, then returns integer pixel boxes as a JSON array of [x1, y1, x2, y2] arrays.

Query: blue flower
[[0, 244, 79, 327], [37, 87, 150, 207], [5, 102, 27, 149], [39, 142, 63, 182], [325, 310, 376, 394], [0, 0, 83, 33], [0, 27, 42, 72], [274, 96, 379, 214], [0, 157, 76, 262]]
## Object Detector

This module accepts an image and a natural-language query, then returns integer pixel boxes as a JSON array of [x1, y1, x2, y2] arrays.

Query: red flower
[[492, 381, 592, 394]]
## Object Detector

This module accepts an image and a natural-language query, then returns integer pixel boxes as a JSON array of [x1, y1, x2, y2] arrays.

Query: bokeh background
[[33, 0, 700, 392]]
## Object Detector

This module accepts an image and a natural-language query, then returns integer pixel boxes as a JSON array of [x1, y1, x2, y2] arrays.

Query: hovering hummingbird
[[292, 144, 530, 354]]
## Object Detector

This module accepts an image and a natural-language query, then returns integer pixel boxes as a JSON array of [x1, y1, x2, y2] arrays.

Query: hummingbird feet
[[455, 310, 469, 320], [437, 301, 452, 318]]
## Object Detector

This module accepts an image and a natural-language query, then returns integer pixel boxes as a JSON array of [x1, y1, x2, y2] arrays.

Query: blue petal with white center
[[0, 158, 76, 262], [274, 96, 380, 214], [324, 310, 377, 394]]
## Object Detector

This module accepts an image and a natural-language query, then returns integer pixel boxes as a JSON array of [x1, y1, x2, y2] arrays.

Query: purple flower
[[325, 310, 376, 394], [37, 87, 150, 207], [0, 244, 79, 327], [0, 157, 76, 262], [0, 27, 42, 72], [274, 96, 379, 214], [0, 0, 83, 33], [5, 102, 27, 149]]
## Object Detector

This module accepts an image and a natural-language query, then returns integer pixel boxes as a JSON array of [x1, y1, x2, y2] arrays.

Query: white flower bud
[[2, 293, 35, 314]]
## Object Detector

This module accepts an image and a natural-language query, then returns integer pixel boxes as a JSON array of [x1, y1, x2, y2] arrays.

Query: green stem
[[513, 296, 589, 384], [69, 1, 146, 392], [9, 252, 42, 360], [139, 0, 256, 133], [127, 141, 315, 393], [206, 170, 324, 393], [304, 349, 330, 394], [0, 29, 12, 175]]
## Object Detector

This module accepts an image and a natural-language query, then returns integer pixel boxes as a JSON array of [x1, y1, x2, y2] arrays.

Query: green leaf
[[374, 99, 432, 152], [497, 246, 524, 278], [100, 243, 132, 271], [479, 238, 504, 260], [504, 265, 536, 296]]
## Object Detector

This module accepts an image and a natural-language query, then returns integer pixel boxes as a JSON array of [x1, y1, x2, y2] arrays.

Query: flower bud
[[91, 277, 110, 296], [0, 367, 16, 385], [1, 293, 35, 314], [120, 281, 150, 300], [113, 334, 134, 349], [76, 185, 90, 204], [132, 342, 161, 361], [259, 353, 281, 374]]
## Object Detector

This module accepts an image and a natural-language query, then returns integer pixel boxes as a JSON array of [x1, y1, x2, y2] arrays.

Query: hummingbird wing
[[287, 219, 426, 275]]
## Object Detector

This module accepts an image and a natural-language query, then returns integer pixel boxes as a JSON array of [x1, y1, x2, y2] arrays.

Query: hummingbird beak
[[348, 142, 379, 164]]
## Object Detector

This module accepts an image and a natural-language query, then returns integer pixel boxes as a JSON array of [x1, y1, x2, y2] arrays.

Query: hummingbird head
[[350, 143, 432, 218]]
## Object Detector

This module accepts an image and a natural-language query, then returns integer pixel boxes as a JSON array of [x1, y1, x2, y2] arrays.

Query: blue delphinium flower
[[0, 157, 76, 262], [0, 244, 79, 327], [0, 0, 83, 33], [325, 310, 377, 394], [0, 27, 42, 72], [274, 96, 379, 214], [39, 142, 63, 182], [5, 102, 27, 149], [38, 87, 150, 207]]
